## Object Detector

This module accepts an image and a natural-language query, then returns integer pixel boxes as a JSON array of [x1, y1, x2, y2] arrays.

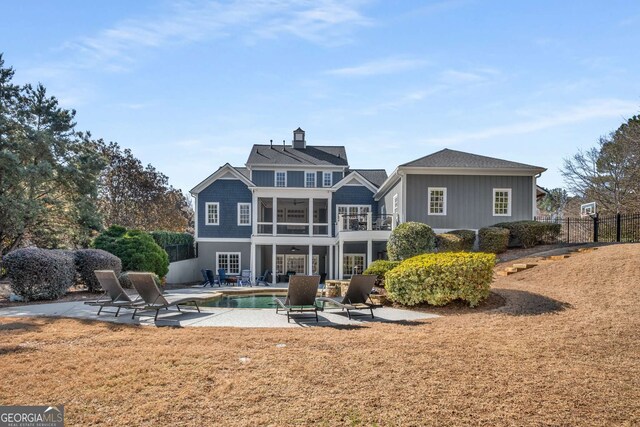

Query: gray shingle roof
[[350, 169, 388, 187], [235, 167, 251, 179], [246, 144, 348, 166], [401, 148, 545, 170]]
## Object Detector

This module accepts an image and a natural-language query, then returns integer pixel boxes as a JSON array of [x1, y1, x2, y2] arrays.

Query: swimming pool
[[199, 293, 285, 309]]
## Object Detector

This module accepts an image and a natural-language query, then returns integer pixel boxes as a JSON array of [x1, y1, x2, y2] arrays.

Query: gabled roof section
[[332, 171, 379, 194], [190, 163, 254, 195], [349, 169, 388, 187], [401, 148, 545, 171], [246, 144, 348, 167]]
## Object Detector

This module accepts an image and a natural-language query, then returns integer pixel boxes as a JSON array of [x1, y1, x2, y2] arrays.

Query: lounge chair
[[317, 274, 379, 319], [239, 269, 252, 287], [85, 270, 142, 317], [127, 272, 211, 321], [200, 269, 209, 286], [205, 269, 220, 287], [274, 275, 321, 322], [256, 269, 271, 286]]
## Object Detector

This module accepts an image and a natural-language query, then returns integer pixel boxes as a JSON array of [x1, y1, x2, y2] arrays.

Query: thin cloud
[[423, 99, 639, 145], [327, 57, 429, 76]]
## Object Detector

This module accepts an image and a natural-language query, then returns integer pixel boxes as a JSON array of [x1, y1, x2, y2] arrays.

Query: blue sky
[[3, 0, 639, 194]]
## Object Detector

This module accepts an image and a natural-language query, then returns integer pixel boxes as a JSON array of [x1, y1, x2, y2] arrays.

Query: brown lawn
[[1, 244, 639, 426]]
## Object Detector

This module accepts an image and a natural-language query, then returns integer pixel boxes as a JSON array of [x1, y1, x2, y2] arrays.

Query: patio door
[[276, 254, 320, 275], [343, 254, 365, 276]]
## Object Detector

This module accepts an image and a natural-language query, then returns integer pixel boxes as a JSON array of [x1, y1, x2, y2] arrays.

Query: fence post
[[616, 213, 621, 242], [593, 213, 599, 243], [566, 218, 570, 243]]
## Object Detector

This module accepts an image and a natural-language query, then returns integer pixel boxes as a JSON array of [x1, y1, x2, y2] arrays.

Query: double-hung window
[[217, 252, 240, 275], [206, 202, 219, 225], [275, 171, 286, 187], [428, 187, 447, 215], [493, 188, 512, 216], [237, 203, 251, 226], [305, 172, 316, 188], [323, 171, 332, 187]]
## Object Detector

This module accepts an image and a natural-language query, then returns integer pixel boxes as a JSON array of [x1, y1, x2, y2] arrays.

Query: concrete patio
[[0, 287, 438, 328]]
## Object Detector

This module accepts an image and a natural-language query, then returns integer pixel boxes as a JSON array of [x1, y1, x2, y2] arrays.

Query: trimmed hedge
[[478, 227, 510, 254], [118, 271, 162, 289], [362, 260, 401, 286], [385, 252, 496, 307], [387, 222, 436, 261], [436, 233, 466, 252], [93, 225, 169, 278], [2, 248, 76, 301], [75, 249, 122, 292], [448, 229, 476, 251], [149, 231, 194, 248], [493, 220, 561, 248]]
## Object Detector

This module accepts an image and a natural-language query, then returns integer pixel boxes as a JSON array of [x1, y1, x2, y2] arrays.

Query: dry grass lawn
[[1, 244, 639, 426]]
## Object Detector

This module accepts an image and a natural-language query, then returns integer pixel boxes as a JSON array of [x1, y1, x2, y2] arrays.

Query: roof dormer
[[292, 127, 306, 149]]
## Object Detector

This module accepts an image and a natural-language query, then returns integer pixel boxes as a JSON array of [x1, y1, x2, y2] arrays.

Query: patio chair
[[317, 274, 379, 319], [218, 268, 231, 286], [127, 272, 211, 321], [200, 269, 209, 286], [256, 269, 271, 286], [85, 270, 142, 317], [239, 269, 252, 287], [274, 275, 321, 322], [205, 269, 220, 287]]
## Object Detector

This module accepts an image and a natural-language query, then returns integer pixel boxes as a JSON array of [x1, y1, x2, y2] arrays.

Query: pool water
[[199, 293, 284, 309]]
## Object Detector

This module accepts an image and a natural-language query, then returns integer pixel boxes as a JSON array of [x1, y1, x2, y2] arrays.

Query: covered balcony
[[256, 197, 329, 236]]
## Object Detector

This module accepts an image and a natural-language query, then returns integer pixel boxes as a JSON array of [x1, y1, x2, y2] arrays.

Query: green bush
[[448, 229, 476, 251], [385, 252, 495, 307], [478, 227, 510, 254], [362, 260, 401, 286], [494, 220, 561, 248], [75, 249, 122, 292], [2, 248, 76, 301], [149, 231, 194, 248], [387, 222, 436, 261], [118, 271, 162, 289], [436, 233, 466, 252], [93, 225, 169, 278]]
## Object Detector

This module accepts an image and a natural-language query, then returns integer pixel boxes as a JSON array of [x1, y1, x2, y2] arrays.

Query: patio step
[[497, 270, 515, 276], [550, 254, 570, 260], [512, 263, 537, 270]]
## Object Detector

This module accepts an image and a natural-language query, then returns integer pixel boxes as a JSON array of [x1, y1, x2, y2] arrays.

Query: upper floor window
[[428, 187, 447, 215], [206, 202, 219, 225], [493, 188, 512, 216], [275, 171, 286, 187], [237, 203, 251, 226], [305, 172, 316, 188], [323, 171, 332, 187]]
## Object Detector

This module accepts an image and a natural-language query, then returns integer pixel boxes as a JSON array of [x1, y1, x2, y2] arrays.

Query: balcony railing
[[256, 222, 329, 236], [338, 213, 396, 232]]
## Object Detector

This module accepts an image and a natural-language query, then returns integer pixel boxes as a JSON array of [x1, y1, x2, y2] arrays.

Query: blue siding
[[332, 186, 378, 236], [198, 180, 252, 238], [332, 171, 343, 185], [316, 171, 323, 187], [253, 170, 274, 186], [288, 171, 304, 187]]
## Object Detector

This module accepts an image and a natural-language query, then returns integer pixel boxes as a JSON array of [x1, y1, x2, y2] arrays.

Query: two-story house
[[190, 128, 545, 283]]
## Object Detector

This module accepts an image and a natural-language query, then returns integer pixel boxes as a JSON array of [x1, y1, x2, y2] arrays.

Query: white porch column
[[367, 240, 373, 268], [308, 198, 313, 236], [308, 244, 313, 275], [327, 193, 333, 237], [338, 240, 344, 279], [249, 242, 257, 283], [367, 211, 372, 230], [272, 197, 277, 236], [252, 193, 258, 236], [329, 245, 334, 279], [271, 243, 277, 285]]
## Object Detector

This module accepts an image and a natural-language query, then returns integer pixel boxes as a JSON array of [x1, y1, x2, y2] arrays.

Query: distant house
[[190, 128, 546, 282]]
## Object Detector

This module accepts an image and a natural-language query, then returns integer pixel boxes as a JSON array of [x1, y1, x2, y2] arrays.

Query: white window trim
[[493, 188, 512, 216], [275, 171, 287, 187], [205, 202, 219, 225], [305, 172, 316, 188], [322, 171, 332, 187], [216, 252, 241, 275], [237, 202, 251, 226], [392, 194, 398, 214], [427, 187, 447, 216]]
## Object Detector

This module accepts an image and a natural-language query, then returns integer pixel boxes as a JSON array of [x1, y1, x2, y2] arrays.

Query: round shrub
[[2, 248, 76, 301], [118, 271, 162, 289], [363, 260, 401, 286], [75, 249, 122, 292], [478, 227, 510, 254], [93, 225, 169, 278], [448, 229, 476, 251], [387, 222, 436, 261], [436, 233, 465, 252], [385, 252, 495, 307]]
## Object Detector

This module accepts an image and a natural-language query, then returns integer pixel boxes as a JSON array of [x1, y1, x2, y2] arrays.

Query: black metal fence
[[163, 244, 196, 263], [535, 213, 640, 243]]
